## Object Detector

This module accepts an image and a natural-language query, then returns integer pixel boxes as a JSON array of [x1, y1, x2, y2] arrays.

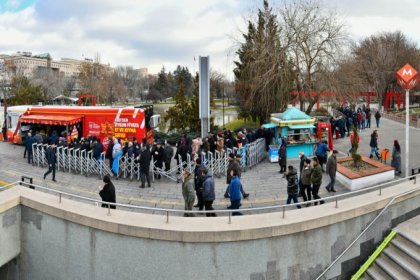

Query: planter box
[[336, 156, 395, 191]]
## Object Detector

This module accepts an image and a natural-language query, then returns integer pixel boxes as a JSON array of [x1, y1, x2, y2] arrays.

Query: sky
[[1, 0, 420, 79]]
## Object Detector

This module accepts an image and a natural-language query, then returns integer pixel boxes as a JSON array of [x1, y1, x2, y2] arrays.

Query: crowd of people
[[17, 106, 405, 216]]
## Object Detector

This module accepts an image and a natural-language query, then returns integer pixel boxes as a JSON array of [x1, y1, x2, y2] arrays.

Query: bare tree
[[350, 31, 420, 106], [279, 0, 347, 113]]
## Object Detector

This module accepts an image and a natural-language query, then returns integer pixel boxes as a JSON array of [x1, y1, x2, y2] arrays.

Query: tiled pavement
[[0, 117, 418, 211]]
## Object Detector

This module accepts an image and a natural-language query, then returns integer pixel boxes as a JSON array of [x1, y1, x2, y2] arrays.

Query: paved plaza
[[0, 117, 419, 211]]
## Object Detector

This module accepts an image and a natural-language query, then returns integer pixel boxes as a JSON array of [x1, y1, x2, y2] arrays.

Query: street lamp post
[[405, 89, 409, 178], [396, 64, 418, 178], [222, 88, 225, 129]]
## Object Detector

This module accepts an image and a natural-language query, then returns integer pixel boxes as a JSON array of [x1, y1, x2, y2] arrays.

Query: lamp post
[[222, 88, 225, 129], [396, 64, 418, 177]]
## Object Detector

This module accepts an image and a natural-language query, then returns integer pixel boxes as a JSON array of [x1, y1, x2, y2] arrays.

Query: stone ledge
[[0, 182, 419, 243]]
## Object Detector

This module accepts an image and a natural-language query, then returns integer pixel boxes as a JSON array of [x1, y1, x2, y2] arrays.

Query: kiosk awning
[[20, 114, 82, 126], [262, 123, 278, 129], [289, 124, 315, 129]]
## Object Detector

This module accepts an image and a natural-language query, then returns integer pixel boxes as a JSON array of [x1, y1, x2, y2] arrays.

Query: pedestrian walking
[[278, 140, 287, 173], [181, 169, 196, 217], [284, 165, 301, 209], [43, 143, 57, 181], [300, 159, 312, 206], [369, 130, 381, 160], [202, 168, 216, 217], [224, 153, 249, 199], [375, 110, 381, 128], [325, 150, 338, 192], [311, 157, 324, 205], [366, 108, 371, 128], [98, 175, 116, 209], [193, 158, 205, 210], [138, 145, 152, 188], [315, 141, 330, 172], [391, 140, 402, 175], [228, 169, 243, 215], [25, 132, 34, 164], [298, 151, 307, 196]]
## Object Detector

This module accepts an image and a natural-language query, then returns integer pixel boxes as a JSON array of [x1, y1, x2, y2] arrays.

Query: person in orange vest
[[71, 125, 79, 142], [348, 128, 360, 156]]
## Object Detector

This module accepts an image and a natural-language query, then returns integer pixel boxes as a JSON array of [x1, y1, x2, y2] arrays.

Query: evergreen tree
[[164, 75, 190, 131], [234, 0, 292, 124], [9, 76, 43, 105]]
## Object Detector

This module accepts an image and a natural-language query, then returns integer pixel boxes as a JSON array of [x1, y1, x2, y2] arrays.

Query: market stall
[[270, 107, 317, 159]]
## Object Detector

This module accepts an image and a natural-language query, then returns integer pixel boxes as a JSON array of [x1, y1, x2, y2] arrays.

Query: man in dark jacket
[[163, 140, 174, 172], [152, 141, 164, 179], [202, 168, 216, 217], [300, 159, 312, 205], [26, 132, 34, 164], [311, 157, 324, 205], [193, 158, 205, 210], [92, 139, 103, 160], [325, 150, 338, 192], [139, 146, 152, 188], [284, 166, 301, 209], [224, 153, 249, 199], [99, 175, 116, 209], [278, 143, 287, 173], [43, 143, 57, 181], [374, 110, 381, 128]]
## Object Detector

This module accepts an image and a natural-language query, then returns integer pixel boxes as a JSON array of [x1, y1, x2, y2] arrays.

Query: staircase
[[355, 215, 420, 280]]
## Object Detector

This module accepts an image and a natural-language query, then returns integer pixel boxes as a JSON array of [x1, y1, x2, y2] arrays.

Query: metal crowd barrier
[[31, 138, 267, 183]]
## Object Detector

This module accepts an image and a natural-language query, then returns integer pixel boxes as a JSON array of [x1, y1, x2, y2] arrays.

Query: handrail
[[0, 181, 21, 190], [316, 183, 420, 279], [9, 173, 420, 221]]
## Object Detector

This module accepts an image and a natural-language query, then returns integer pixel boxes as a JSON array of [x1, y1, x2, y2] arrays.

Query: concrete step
[[359, 274, 373, 280], [384, 243, 420, 279], [366, 263, 392, 280], [375, 253, 416, 280], [390, 236, 420, 264]]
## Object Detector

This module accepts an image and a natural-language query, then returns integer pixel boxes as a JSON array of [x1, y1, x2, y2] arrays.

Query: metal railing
[[31, 139, 267, 183], [316, 177, 420, 279], [2, 173, 417, 225]]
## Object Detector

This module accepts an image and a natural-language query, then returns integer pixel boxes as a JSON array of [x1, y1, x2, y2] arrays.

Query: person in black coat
[[139, 146, 152, 188], [152, 141, 164, 179], [43, 143, 57, 181], [98, 175, 116, 209], [106, 137, 114, 170], [26, 132, 34, 164]]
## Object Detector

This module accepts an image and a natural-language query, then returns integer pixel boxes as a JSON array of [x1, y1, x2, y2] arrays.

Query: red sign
[[396, 64, 418, 90]]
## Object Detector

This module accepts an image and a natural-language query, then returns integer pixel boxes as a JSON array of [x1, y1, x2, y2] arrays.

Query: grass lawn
[[224, 118, 260, 131]]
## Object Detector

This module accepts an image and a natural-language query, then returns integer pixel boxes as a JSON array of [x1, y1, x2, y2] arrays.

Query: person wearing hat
[[224, 153, 249, 199], [325, 150, 338, 192]]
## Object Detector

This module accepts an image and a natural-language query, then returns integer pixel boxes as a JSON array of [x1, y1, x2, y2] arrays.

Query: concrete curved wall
[[0, 182, 419, 280]]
